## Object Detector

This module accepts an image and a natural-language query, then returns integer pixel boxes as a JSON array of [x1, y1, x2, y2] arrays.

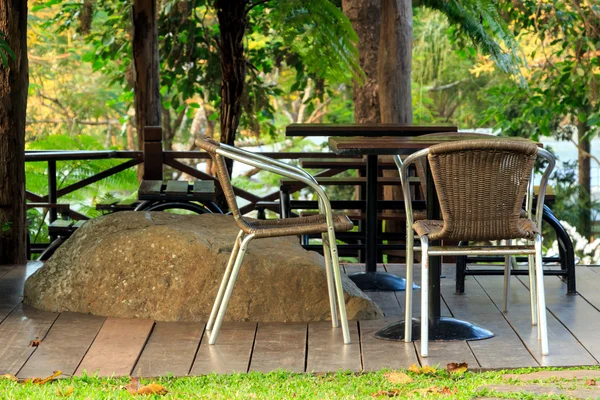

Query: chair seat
[[243, 214, 354, 238], [413, 218, 539, 241]]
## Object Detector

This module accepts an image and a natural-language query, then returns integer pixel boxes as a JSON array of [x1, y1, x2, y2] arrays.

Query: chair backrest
[[195, 137, 244, 222], [428, 139, 538, 241]]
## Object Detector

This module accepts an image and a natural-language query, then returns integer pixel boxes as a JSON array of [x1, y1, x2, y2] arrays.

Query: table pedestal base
[[348, 271, 420, 291], [374, 317, 494, 341]]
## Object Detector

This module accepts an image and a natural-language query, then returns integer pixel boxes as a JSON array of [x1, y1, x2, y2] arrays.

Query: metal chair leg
[[207, 230, 244, 332], [327, 228, 351, 345], [528, 253, 538, 326], [420, 235, 429, 358], [209, 234, 254, 345], [404, 227, 414, 342], [534, 234, 549, 356], [322, 233, 339, 328], [503, 239, 512, 313]]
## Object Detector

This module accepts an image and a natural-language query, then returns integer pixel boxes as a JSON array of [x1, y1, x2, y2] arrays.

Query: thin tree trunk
[[379, 0, 413, 262], [132, 0, 161, 179], [341, 0, 381, 124], [214, 0, 248, 210], [578, 120, 592, 239], [378, 0, 413, 123], [0, 0, 28, 264]]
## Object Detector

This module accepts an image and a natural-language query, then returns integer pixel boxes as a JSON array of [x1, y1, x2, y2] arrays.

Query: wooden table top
[[329, 134, 536, 155], [286, 123, 458, 137]]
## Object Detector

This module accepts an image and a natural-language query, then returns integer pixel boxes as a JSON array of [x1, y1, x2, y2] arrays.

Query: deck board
[[440, 268, 538, 369], [517, 269, 600, 363], [359, 319, 419, 371], [75, 318, 155, 377], [476, 275, 597, 366], [573, 267, 600, 312], [133, 322, 205, 377], [17, 312, 105, 378], [1, 263, 598, 375], [249, 323, 307, 373], [0, 304, 59, 375], [306, 321, 361, 373], [190, 322, 257, 375]]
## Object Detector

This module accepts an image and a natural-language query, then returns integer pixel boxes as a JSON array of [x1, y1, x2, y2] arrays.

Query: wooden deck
[[1, 262, 599, 377]]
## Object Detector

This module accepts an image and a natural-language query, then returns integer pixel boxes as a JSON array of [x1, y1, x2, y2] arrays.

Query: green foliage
[[425, 0, 524, 78]]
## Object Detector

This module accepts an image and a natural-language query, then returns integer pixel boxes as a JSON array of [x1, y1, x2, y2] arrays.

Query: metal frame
[[205, 142, 351, 345], [395, 146, 555, 357]]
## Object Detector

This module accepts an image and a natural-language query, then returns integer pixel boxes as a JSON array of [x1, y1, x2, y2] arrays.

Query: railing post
[[48, 160, 57, 223], [143, 126, 163, 180]]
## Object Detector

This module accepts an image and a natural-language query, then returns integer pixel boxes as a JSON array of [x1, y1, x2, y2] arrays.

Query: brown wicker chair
[[398, 139, 554, 357], [195, 136, 353, 345]]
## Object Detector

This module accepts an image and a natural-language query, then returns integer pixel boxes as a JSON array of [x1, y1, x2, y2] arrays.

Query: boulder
[[24, 212, 383, 322]]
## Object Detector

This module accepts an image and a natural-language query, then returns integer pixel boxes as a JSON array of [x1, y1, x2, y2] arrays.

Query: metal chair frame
[[395, 145, 555, 357], [204, 142, 351, 345]]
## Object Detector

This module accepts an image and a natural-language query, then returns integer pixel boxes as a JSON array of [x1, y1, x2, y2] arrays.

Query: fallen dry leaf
[[410, 386, 456, 396], [123, 377, 168, 396], [29, 340, 41, 347], [56, 386, 74, 397], [123, 377, 141, 394], [136, 383, 168, 395], [372, 388, 402, 397], [0, 374, 18, 381], [446, 362, 468, 375], [22, 370, 62, 385], [408, 364, 437, 375], [408, 364, 420, 374], [586, 379, 597, 386], [384, 371, 413, 385]]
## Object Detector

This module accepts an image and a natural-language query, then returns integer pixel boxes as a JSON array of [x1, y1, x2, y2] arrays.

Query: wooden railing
[[24, 147, 357, 252]]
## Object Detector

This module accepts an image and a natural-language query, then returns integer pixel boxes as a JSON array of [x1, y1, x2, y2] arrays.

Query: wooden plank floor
[[1, 262, 599, 376]]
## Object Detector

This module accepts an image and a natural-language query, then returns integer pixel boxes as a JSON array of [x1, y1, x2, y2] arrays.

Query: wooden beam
[[132, 0, 161, 149]]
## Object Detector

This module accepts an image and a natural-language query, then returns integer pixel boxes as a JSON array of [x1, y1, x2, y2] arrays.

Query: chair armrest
[[218, 143, 318, 185], [215, 146, 333, 215], [535, 148, 556, 230]]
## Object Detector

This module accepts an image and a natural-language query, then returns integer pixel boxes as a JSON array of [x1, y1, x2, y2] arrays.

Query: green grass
[[1, 367, 599, 399]]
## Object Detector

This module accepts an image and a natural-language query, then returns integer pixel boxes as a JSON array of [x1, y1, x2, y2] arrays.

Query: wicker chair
[[397, 139, 554, 357], [195, 136, 353, 345]]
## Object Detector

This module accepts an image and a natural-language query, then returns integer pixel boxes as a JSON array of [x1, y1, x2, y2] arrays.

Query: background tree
[[0, 1, 28, 264], [481, 1, 600, 238]]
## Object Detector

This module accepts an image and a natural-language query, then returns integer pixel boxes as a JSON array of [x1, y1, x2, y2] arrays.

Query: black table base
[[348, 271, 419, 291], [374, 317, 494, 341]]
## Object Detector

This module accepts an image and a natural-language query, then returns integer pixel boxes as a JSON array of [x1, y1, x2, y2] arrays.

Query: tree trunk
[[0, 0, 28, 264], [341, 0, 381, 124], [378, 0, 413, 123], [132, 0, 161, 178], [379, 0, 413, 262], [214, 0, 248, 210], [578, 120, 592, 239]]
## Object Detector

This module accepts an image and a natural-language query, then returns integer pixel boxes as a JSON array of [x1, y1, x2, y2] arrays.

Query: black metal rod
[[365, 155, 378, 272], [48, 160, 58, 224], [426, 162, 442, 319]]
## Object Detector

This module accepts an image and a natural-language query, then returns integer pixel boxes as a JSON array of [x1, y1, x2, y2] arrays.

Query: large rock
[[24, 212, 382, 322]]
